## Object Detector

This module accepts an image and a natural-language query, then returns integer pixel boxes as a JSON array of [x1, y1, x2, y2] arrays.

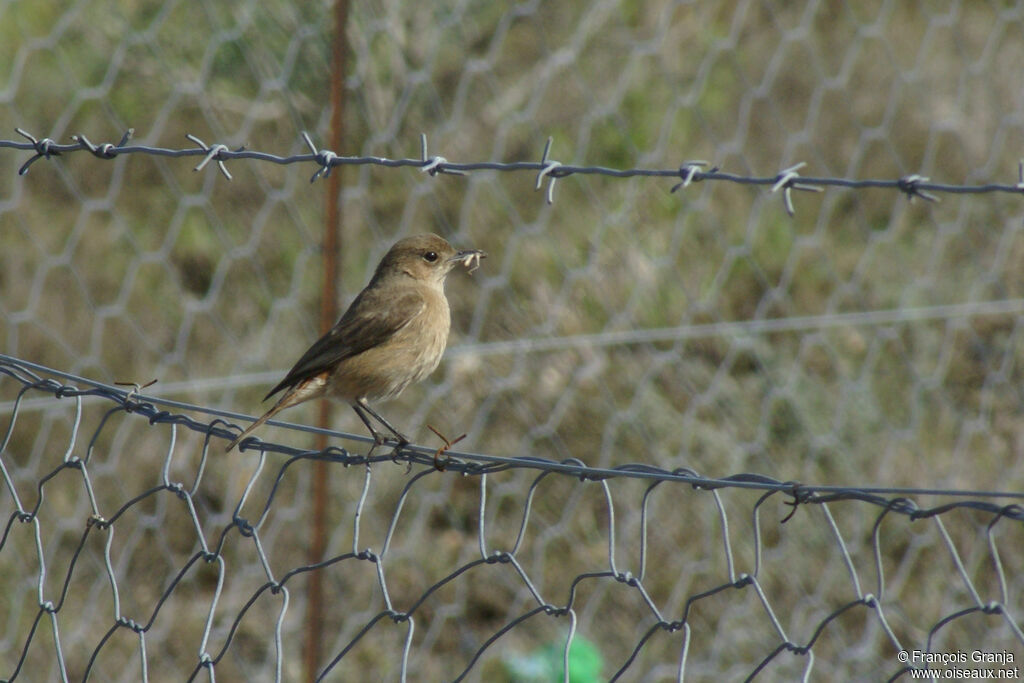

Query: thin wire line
[[3, 298, 1018, 412], [448, 298, 1024, 357]]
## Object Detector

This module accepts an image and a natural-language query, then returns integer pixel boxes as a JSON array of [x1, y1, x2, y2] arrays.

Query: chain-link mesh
[[3, 355, 1023, 680], [3, 0, 1024, 680]]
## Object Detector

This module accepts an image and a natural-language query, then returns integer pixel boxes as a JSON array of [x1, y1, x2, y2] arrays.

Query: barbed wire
[[4, 129, 1024, 214], [2, 353, 1023, 681]]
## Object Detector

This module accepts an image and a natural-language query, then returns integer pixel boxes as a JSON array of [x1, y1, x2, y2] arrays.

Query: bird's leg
[[353, 399, 411, 446], [353, 398, 411, 466], [351, 402, 388, 446]]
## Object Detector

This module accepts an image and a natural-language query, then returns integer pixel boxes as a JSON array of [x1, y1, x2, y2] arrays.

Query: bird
[[226, 233, 485, 452]]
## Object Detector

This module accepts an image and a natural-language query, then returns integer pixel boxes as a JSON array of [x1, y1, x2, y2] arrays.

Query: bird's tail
[[225, 375, 328, 452], [225, 403, 287, 452]]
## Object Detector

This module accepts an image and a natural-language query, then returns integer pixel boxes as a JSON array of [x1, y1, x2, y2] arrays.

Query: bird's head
[[376, 234, 486, 286]]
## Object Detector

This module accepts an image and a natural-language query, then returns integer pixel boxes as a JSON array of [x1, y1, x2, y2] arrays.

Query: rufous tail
[[225, 402, 288, 452], [225, 375, 327, 452]]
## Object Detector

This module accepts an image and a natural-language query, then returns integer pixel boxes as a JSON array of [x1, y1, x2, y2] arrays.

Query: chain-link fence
[[4, 354, 1023, 681], [3, 0, 1024, 680]]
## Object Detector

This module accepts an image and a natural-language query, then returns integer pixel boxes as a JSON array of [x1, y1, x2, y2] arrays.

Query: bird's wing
[[263, 287, 426, 400]]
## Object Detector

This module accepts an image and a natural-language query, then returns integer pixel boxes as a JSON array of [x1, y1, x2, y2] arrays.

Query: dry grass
[[2, 0, 1023, 679]]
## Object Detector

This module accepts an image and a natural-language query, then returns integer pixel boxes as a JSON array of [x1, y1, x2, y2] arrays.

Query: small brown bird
[[226, 233, 485, 452]]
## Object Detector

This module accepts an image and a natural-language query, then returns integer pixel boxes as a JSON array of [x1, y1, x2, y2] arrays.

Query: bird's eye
[[423, 251, 439, 263]]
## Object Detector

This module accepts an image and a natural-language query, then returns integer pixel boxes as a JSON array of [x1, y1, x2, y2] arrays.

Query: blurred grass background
[[2, 0, 1024, 680]]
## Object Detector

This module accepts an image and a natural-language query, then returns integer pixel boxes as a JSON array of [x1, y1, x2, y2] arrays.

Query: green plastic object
[[503, 636, 604, 682]]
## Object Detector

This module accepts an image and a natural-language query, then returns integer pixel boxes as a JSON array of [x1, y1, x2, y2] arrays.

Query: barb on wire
[[898, 174, 940, 203], [186, 134, 236, 180], [114, 378, 158, 413], [419, 133, 464, 177], [71, 128, 134, 159], [302, 131, 337, 183], [426, 424, 467, 471], [671, 160, 716, 192], [771, 162, 824, 216], [535, 136, 563, 204], [780, 482, 811, 523], [15, 128, 60, 175]]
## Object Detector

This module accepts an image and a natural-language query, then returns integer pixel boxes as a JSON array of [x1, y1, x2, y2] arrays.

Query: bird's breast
[[329, 289, 450, 403]]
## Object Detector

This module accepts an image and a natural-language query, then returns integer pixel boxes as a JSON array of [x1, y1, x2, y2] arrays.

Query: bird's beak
[[449, 249, 487, 273]]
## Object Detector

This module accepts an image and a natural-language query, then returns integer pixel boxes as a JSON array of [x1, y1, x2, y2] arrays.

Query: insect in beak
[[449, 249, 486, 273]]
